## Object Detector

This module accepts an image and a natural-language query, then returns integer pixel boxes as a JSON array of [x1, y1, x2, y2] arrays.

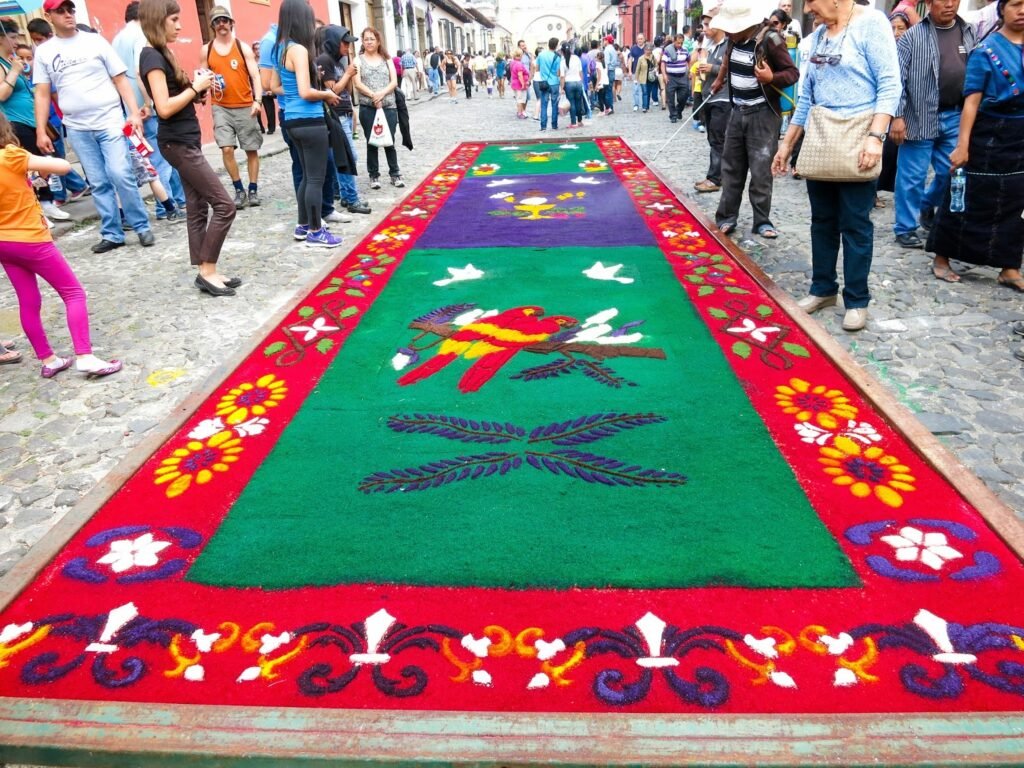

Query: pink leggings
[[0, 239, 92, 360]]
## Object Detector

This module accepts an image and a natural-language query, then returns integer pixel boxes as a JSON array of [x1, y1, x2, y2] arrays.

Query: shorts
[[129, 148, 158, 188], [515, 90, 527, 104], [615, 69, 624, 82], [213, 104, 264, 151]]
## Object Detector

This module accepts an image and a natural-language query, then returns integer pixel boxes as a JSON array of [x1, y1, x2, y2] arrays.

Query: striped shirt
[[728, 38, 765, 108], [662, 44, 691, 77], [896, 17, 977, 141]]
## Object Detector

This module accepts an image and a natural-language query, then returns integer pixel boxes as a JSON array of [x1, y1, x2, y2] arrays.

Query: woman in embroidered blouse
[[926, 0, 1024, 292], [771, 0, 900, 333], [354, 27, 403, 189]]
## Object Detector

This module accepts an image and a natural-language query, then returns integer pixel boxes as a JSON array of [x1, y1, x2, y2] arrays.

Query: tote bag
[[368, 107, 394, 148], [794, 106, 879, 182]]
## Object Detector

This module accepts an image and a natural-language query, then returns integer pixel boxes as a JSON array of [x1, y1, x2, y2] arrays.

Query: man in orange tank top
[[200, 5, 263, 208]]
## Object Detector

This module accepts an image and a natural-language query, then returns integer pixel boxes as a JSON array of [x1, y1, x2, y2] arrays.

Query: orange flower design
[[154, 430, 243, 498], [215, 374, 288, 425], [775, 378, 858, 429], [818, 436, 917, 508]]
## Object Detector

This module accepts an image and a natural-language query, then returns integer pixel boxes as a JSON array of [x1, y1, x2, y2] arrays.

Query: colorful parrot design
[[397, 306, 578, 393]]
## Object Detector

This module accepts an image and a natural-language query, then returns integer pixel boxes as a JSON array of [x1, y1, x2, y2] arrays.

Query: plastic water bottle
[[47, 174, 62, 194], [950, 168, 966, 213]]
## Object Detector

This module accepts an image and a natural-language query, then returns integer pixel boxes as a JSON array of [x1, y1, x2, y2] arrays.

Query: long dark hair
[[139, 0, 190, 88], [275, 0, 317, 83]]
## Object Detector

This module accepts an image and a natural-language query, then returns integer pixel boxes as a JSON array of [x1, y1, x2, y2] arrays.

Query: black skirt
[[926, 111, 1024, 268]]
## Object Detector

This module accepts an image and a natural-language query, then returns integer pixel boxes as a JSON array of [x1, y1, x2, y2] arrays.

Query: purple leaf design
[[387, 414, 525, 444], [526, 449, 687, 487], [413, 304, 477, 325], [358, 452, 522, 493], [528, 413, 668, 446]]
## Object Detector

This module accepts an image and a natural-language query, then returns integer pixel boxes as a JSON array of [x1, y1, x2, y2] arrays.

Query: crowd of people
[[1, 0, 1023, 380], [0, 0, 421, 376]]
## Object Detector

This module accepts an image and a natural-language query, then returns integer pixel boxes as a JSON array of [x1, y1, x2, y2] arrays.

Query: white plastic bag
[[368, 107, 394, 148], [558, 94, 570, 116]]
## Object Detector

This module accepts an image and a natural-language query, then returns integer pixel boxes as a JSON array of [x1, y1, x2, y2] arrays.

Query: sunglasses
[[50, 5, 76, 14], [809, 52, 842, 65], [212, 17, 231, 25]]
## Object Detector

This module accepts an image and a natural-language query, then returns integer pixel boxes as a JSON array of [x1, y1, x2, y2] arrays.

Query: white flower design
[[795, 419, 882, 447], [290, 316, 340, 342], [726, 318, 781, 344], [392, 352, 412, 371], [647, 202, 673, 212], [234, 417, 270, 438], [189, 417, 226, 440], [96, 533, 172, 573], [880, 527, 963, 570]]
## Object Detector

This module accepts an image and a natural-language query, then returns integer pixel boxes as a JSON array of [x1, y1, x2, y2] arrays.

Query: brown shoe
[[694, 180, 721, 193]]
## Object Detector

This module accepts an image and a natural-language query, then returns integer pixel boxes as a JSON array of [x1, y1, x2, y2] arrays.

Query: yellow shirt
[[0, 145, 51, 244]]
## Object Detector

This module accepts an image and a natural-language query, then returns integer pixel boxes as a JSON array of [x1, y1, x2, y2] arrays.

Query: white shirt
[[33, 32, 127, 131], [565, 54, 583, 83]]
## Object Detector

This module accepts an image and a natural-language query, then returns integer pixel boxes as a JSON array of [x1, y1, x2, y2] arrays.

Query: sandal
[[932, 264, 961, 283], [1, 339, 15, 350], [756, 224, 778, 239], [718, 222, 736, 235], [997, 275, 1024, 293], [0, 349, 22, 365]]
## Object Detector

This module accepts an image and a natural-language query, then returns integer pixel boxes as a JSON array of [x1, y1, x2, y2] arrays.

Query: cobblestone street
[[1, 86, 1022, 580]]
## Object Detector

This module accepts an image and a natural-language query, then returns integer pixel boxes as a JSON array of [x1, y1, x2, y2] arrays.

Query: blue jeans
[[50, 136, 88, 201], [539, 85, 559, 129], [336, 114, 359, 205], [143, 115, 185, 216], [428, 67, 440, 94], [806, 179, 876, 309], [632, 80, 643, 109], [641, 81, 659, 110], [893, 109, 960, 235], [565, 81, 585, 125], [65, 124, 151, 243]]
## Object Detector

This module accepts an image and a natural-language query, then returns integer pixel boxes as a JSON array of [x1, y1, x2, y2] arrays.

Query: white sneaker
[[323, 210, 352, 223], [796, 294, 838, 314], [842, 308, 868, 332], [41, 201, 70, 221]]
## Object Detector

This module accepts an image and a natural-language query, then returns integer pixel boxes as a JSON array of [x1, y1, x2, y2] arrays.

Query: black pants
[[261, 95, 277, 133], [691, 90, 705, 125], [703, 101, 731, 186], [160, 142, 236, 265], [284, 118, 329, 231], [12, 121, 54, 202], [716, 104, 781, 232], [665, 75, 689, 120], [358, 105, 400, 180]]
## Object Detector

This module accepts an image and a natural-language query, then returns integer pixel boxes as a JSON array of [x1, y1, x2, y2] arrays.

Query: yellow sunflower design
[[216, 374, 288, 425], [154, 430, 244, 499], [818, 437, 917, 508], [774, 378, 858, 430]]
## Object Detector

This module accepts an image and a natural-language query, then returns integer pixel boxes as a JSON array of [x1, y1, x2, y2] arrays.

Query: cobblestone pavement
[[1, 86, 1022, 589]]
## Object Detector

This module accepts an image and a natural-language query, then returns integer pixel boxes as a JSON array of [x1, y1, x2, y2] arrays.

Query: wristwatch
[[867, 131, 887, 142]]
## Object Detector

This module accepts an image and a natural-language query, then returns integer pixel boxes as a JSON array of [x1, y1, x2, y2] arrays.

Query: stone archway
[[518, 13, 576, 51]]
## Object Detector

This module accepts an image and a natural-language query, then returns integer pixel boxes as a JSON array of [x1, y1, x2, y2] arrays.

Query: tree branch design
[[359, 414, 686, 493]]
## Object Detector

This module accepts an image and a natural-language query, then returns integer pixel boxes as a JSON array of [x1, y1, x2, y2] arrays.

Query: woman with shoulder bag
[[354, 27, 403, 189], [635, 44, 659, 112], [771, 0, 900, 332]]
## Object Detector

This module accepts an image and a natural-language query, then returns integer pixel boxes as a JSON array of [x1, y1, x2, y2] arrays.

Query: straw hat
[[708, 0, 772, 34]]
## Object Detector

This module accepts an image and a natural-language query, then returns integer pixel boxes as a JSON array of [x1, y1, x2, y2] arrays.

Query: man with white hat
[[708, 0, 798, 239], [200, 5, 264, 209]]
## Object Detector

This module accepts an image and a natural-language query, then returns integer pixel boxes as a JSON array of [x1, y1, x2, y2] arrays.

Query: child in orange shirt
[[0, 113, 122, 378]]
